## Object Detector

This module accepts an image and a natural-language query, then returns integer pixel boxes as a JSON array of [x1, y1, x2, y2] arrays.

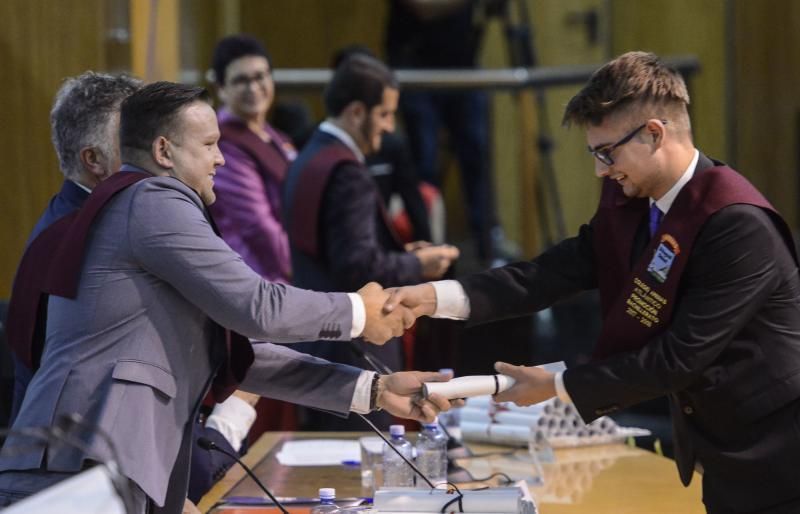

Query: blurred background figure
[[208, 34, 299, 438], [283, 53, 459, 430], [386, 0, 518, 267], [332, 45, 434, 245]]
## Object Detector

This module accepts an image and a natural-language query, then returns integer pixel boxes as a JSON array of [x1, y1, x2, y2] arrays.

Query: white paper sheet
[[275, 439, 360, 466]]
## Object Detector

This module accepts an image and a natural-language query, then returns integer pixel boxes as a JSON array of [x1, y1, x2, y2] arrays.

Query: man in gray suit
[[0, 82, 451, 513]]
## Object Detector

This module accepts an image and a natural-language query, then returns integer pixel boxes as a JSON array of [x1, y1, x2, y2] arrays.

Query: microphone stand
[[0, 417, 136, 514], [197, 436, 289, 514]]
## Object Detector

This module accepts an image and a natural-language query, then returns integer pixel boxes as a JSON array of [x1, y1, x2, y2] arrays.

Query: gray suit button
[[683, 405, 694, 415]]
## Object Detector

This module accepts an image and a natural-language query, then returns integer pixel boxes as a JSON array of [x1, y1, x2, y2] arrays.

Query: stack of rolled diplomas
[[458, 396, 643, 448]]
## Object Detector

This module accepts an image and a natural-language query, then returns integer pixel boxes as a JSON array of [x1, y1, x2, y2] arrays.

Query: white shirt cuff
[[554, 371, 573, 404], [205, 394, 257, 452], [348, 292, 366, 338], [431, 280, 470, 319], [350, 370, 376, 414]]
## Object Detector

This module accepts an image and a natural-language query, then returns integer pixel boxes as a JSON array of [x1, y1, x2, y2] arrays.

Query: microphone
[[197, 436, 289, 514]]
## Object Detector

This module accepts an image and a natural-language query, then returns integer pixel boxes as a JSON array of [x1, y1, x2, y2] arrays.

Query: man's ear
[[152, 136, 173, 169], [78, 146, 109, 183], [646, 118, 667, 147], [344, 100, 367, 124]]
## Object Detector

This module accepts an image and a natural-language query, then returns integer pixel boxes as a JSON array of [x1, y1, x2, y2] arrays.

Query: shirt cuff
[[348, 292, 366, 338], [205, 394, 257, 452], [554, 371, 573, 404], [431, 280, 470, 319], [350, 370, 376, 414]]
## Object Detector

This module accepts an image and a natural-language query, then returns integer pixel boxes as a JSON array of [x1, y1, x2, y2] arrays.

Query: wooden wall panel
[[236, 0, 388, 117], [482, 0, 610, 250], [610, 0, 727, 161], [0, 0, 106, 297], [733, 0, 800, 227]]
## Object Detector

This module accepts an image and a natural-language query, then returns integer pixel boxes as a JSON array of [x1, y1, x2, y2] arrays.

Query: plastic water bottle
[[310, 488, 340, 513], [415, 418, 448, 487], [382, 425, 414, 487], [437, 368, 462, 442]]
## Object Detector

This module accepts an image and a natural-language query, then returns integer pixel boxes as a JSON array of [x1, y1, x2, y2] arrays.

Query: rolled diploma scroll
[[423, 374, 516, 400], [460, 421, 535, 447]]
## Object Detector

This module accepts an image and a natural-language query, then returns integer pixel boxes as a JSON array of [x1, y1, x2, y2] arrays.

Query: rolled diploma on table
[[423, 374, 516, 399]]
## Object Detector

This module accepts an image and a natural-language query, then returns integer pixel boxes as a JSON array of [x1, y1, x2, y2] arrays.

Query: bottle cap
[[319, 487, 336, 499], [422, 416, 439, 429], [389, 424, 405, 436]]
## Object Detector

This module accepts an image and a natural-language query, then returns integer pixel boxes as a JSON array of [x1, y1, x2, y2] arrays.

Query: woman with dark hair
[[209, 34, 295, 284]]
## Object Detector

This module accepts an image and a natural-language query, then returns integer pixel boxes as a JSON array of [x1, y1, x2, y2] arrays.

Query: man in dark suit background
[[386, 51, 800, 513], [9, 72, 142, 424], [283, 54, 459, 429]]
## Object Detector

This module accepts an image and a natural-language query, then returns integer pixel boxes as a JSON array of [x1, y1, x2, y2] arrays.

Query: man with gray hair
[[11, 71, 141, 422]]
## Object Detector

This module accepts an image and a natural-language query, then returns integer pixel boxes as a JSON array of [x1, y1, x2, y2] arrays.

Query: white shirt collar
[[70, 179, 93, 194], [319, 120, 365, 163], [652, 149, 699, 214]]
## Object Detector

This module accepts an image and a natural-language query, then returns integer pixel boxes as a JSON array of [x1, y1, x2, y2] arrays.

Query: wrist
[[369, 374, 386, 411], [422, 283, 437, 316]]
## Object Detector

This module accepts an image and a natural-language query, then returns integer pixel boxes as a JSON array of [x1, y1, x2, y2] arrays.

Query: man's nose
[[594, 159, 610, 178]]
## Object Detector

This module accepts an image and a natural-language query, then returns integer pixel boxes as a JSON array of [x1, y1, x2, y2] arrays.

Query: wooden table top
[[198, 431, 703, 513]]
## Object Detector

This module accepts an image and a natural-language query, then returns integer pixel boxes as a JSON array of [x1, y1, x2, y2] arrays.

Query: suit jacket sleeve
[[564, 205, 792, 422], [128, 178, 353, 342], [240, 342, 361, 414], [459, 222, 597, 325], [321, 163, 422, 290]]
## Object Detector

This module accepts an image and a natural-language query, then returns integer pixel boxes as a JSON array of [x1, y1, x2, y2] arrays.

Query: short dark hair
[[323, 54, 398, 117], [120, 82, 210, 157], [211, 34, 271, 85], [330, 44, 376, 70], [563, 51, 690, 127], [50, 72, 141, 178]]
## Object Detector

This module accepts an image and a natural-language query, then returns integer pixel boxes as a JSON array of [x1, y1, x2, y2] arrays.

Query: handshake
[[357, 282, 439, 344]]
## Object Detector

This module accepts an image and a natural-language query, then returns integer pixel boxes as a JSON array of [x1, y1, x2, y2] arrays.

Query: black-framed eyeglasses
[[227, 70, 271, 90], [588, 120, 668, 166]]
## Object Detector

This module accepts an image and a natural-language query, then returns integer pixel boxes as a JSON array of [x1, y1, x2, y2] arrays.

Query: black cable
[[197, 437, 289, 514], [348, 341, 393, 375]]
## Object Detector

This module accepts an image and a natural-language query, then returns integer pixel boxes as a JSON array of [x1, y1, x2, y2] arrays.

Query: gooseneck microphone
[[197, 436, 289, 514]]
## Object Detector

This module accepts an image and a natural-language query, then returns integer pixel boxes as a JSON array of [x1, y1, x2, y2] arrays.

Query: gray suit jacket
[[0, 176, 361, 507]]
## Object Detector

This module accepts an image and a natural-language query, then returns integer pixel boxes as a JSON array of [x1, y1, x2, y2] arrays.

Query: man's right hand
[[358, 282, 415, 344], [383, 283, 438, 319]]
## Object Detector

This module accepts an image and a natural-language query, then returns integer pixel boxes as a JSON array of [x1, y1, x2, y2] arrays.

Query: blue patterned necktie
[[649, 203, 664, 237]]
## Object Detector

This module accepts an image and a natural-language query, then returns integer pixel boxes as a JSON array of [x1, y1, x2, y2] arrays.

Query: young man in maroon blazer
[[386, 51, 800, 513]]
